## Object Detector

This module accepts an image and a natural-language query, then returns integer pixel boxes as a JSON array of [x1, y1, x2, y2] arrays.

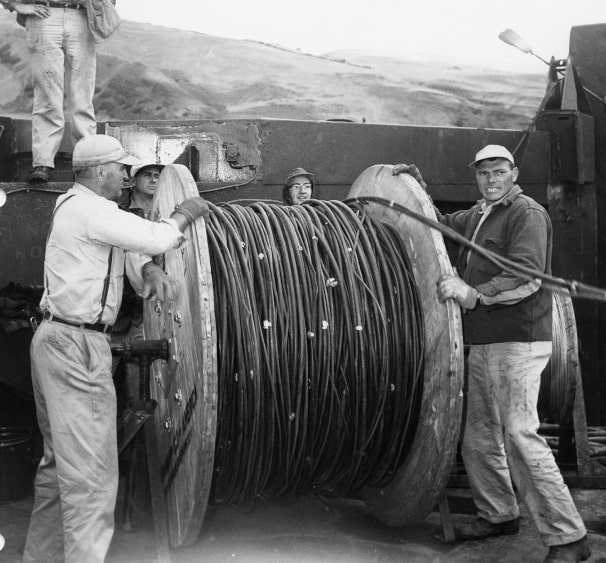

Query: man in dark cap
[[283, 167, 315, 205]]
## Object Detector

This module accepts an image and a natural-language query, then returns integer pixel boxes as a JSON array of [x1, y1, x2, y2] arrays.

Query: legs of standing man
[[26, 8, 96, 177], [24, 321, 118, 563], [462, 341, 587, 546], [64, 9, 97, 147]]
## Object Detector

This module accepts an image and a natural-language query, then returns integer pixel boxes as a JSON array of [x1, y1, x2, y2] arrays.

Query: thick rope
[[347, 196, 606, 302]]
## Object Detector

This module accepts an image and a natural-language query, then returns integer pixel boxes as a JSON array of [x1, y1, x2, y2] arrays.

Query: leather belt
[[43, 311, 113, 334], [31, 1, 85, 9]]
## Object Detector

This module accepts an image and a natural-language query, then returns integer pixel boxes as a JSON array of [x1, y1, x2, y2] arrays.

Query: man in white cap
[[23, 134, 208, 563], [126, 161, 165, 218], [395, 145, 589, 562], [112, 161, 165, 404]]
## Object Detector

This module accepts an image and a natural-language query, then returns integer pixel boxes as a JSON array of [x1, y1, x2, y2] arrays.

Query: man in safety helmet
[[282, 167, 315, 205]]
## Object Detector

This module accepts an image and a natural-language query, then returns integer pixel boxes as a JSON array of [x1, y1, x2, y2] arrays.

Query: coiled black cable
[[205, 200, 425, 506]]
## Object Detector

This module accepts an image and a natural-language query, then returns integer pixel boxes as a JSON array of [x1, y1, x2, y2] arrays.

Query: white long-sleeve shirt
[[41, 183, 183, 325]]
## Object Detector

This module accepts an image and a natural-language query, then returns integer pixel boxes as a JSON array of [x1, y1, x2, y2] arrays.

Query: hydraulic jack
[[112, 338, 169, 453]]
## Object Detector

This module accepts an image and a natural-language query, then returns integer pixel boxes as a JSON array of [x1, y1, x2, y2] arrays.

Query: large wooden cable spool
[[143, 165, 218, 548], [144, 163, 464, 546], [348, 165, 464, 525]]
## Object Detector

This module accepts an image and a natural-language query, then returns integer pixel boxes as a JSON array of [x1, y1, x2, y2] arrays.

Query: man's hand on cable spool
[[437, 274, 479, 310], [391, 163, 427, 189], [170, 197, 210, 232], [141, 262, 181, 302]]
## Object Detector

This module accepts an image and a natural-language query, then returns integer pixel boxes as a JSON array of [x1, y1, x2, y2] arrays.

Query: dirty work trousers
[[462, 341, 587, 547], [24, 320, 118, 563], [25, 8, 96, 168]]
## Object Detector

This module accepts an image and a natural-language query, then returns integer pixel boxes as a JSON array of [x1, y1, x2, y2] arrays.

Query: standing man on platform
[[23, 134, 207, 563], [0, 0, 120, 183], [394, 145, 590, 563]]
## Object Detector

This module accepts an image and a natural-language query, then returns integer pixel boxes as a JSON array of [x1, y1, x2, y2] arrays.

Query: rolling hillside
[[0, 12, 546, 128]]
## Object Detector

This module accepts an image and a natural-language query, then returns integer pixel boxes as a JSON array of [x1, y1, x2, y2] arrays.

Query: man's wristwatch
[[477, 293, 484, 306]]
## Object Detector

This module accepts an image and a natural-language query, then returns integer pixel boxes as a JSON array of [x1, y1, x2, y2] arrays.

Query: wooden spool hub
[[348, 165, 464, 525], [538, 290, 579, 424], [143, 164, 218, 548]]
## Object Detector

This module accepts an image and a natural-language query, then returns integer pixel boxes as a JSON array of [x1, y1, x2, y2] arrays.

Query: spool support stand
[[113, 338, 172, 563], [436, 495, 456, 542], [558, 369, 606, 484]]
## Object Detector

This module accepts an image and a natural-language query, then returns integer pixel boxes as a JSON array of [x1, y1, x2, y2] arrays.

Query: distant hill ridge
[[0, 12, 545, 128]]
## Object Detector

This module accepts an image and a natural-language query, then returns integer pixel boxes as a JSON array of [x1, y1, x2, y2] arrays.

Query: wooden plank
[[437, 496, 456, 543], [350, 165, 464, 526], [143, 164, 218, 548], [144, 418, 173, 563]]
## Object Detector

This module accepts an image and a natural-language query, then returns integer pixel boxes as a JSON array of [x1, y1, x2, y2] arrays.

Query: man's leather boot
[[456, 517, 520, 541], [29, 166, 52, 183], [543, 536, 591, 562]]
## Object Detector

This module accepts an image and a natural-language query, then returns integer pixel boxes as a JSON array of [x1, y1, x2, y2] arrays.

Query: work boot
[[29, 166, 52, 183], [543, 536, 591, 562], [456, 517, 520, 540]]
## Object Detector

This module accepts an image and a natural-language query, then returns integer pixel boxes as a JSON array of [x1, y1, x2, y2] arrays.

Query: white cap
[[130, 161, 165, 177], [468, 145, 515, 168], [72, 134, 141, 167]]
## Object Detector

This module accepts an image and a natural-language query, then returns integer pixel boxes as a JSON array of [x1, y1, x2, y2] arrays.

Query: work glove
[[170, 197, 210, 230], [437, 274, 479, 310], [391, 163, 427, 190], [141, 262, 181, 302]]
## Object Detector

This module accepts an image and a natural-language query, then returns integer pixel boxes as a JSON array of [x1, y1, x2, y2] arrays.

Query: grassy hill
[[0, 12, 546, 128]]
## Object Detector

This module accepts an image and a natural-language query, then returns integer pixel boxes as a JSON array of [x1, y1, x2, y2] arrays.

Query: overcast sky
[[117, 0, 605, 71]]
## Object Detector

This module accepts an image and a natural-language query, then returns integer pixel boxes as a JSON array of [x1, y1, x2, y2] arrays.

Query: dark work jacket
[[441, 185, 552, 344]]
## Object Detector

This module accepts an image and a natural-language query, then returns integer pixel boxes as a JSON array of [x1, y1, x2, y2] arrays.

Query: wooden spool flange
[[143, 164, 218, 548], [538, 290, 579, 424], [348, 165, 465, 525]]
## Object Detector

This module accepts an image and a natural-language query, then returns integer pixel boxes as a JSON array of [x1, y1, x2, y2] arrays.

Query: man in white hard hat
[[112, 161, 165, 403], [23, 134, 208, 563], [126, 161, 165, 218], [394, 145, 589, 563]]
